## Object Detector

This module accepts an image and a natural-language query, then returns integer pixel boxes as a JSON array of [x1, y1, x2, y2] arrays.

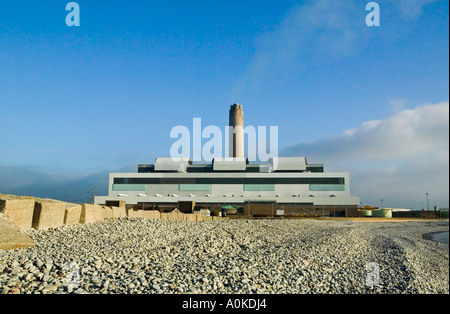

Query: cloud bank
[[285, 102, 449, 209], [0, 166, 109, 203], [0, 165, 137, 203]]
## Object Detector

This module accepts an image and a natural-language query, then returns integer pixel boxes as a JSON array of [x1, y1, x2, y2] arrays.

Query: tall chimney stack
[[229, 104, 244, 158]]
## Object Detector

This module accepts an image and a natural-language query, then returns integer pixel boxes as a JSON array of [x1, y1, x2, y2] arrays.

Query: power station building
[[95, 105, 360, 217]]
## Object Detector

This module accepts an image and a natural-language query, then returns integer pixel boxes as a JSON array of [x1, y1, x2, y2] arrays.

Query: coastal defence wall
[[0, 196, 35, 230], [0, 194, 220, 234]]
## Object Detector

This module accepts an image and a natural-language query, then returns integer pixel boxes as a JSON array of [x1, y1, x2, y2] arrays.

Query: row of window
[[114, 177, 345, 185], [112, 184, 346, 192], [138, 165, 324, 173]]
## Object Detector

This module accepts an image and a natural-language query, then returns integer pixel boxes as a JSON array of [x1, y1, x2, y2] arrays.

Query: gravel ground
[[0, 218, 448, 294]]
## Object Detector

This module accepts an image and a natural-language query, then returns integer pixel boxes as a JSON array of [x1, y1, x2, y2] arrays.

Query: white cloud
[[231, 0, 439, 98], [394, 0, 439, 19], [289, 102, 449, 160], [285, 102, 449, 209], [389, 98, 407, 113], [231, 0, 367, 98]]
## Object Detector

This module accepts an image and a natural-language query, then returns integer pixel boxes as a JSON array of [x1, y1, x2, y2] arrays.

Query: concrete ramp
[[0, 215, 35, 250]]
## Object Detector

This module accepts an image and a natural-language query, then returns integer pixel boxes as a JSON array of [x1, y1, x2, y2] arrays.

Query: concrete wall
[[0, 215, 35, 250], [64, 204, 82, 226], [1, 194, 222, 235], [102, 206, 113, 220], [80, 204, 104, 224], [0, 197, 35, 230], [185, 214, 197, 222], [161, 213, 169, 220], [32, 201, 67, 230], [127, 209, 145, 218], [141, 210, 161, 220], [111, 206, 127, 219], [168, 210, 180, 221]]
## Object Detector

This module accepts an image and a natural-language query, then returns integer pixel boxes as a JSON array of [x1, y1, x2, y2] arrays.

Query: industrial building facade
[[94, 104, 360, 217], [94, 158, 360, 217]]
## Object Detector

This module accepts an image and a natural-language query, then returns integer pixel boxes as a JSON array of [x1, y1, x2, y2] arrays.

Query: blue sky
[[0, 0, 448, 208]]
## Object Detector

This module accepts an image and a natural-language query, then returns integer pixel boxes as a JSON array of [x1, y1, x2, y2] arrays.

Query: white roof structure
[[213, 158, 247, 171], [154, 158, 192, 172], [270, 157, 307, 172]]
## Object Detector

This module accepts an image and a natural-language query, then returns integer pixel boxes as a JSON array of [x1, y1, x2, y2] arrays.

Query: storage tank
[[360, 210, 373, 217], [372, 209, 392, 218]]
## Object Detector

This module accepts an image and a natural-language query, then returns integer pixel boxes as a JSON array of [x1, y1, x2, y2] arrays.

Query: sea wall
[[0, 196, 35, 230], [0, 194, 221, 233]]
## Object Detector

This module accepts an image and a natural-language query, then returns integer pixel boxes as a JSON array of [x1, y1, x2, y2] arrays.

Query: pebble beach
[[0, 218, 448, 294]]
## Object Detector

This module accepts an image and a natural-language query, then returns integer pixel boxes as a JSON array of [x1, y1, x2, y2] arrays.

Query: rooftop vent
[[213, 158, 247, 171], [270, 157, 307, 172], [154, 158, 192, 172]]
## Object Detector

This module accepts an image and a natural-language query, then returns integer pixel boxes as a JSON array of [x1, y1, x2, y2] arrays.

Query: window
[[112, 184, 146, 191], [179, 184, 211, 191], [244, 185, 275, 191], [309, 184, 345, 192], [114, 177, 345, 185]]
